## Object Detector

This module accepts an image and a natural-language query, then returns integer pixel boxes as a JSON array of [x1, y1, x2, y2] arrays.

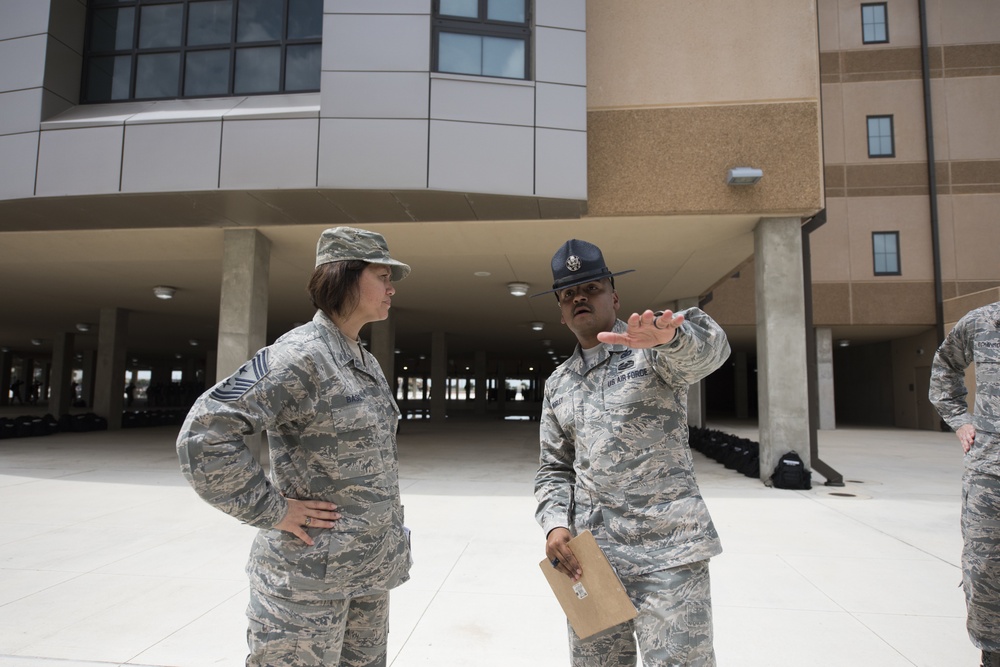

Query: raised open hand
[[596, 309, 684, 349]]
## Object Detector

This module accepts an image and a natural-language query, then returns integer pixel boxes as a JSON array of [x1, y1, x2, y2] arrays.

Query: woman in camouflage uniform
[[177, 227, 412, 667], [929, 299, 1000, 667]]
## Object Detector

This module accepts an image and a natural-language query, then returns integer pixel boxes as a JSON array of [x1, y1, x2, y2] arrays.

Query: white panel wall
[[0, 0, 51, 41], [535, 27, 586, 86], [536, 83, 586, 131], [2, 0, 587, 203], [121, 121, 223, 192], [536, 128, 587, 199], [322, 14, 430, 72], [0, 90, 44, 136], [319, 119, 428, 188], [325, 0, 430, 13], [0, 133, 39, 200], [36, 126, 123, 196], [429, 120, 534, 196], [42, 35, 82, 103], [220, 119, 320, 189], [0, 35, 48, 92], [430, 78, 534, 126], [322, 72, 429, 119], [536, 0, 586, 31]]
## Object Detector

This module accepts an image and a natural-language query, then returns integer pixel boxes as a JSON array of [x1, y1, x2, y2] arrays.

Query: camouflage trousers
[[569, 559, 715, 667], [246, 588, 390, 667], [962, 469, 1000, 652]]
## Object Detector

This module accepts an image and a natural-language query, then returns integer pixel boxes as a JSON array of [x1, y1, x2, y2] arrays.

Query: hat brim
[[530, 269, 635, 297], [375, 260, 410, 282]]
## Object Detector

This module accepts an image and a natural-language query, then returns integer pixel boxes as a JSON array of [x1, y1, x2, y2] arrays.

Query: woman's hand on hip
[[276, 498, 341, 545]]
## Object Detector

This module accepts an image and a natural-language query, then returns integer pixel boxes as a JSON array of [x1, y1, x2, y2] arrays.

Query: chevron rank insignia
[[210, 349, 270, 402]]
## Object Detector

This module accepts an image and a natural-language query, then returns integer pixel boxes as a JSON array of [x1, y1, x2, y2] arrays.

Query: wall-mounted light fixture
[[75, 323, 91, 333], [837, 339, 850, 348], [188, 339, 199, 347], [531, 321, 544, 331], [153, 285, 177, 300], [30, 338, 42, 346], [507, 282, 530, 297], [726, 167, 763, 185]]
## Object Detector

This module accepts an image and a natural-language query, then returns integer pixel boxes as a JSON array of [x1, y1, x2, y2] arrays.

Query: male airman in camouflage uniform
[[177, 227, 412, 666], [929, 299, 1000, 667], [534, 239, 731, 666]]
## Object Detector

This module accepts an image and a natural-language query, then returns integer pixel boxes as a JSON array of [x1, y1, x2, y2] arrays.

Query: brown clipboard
[[538, 530, 637, 639]]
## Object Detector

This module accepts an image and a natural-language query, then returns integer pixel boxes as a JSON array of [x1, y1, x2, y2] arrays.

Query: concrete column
[[205, 349, 217, 390], [430, 331, 447, 421], [0, 350, 11, 406], [216, 229, 271, 466], [82, 350, 96, 408], [20, 358, 34, 406], [216, 228, 271, 381], [734, 351, 749, 420], [49, 332, 75, 417], [474, 351, 487, 415], [677, 297, 705, 428], [369, 309, 396, 390], [40, 361, 52, 405], [754, 217, 811, 482], [816, 328, 836, 430], [94, 308, 128, 429]]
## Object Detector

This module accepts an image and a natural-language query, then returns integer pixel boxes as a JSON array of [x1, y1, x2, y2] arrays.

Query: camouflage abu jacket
[[177, 310, 411, 601], [535, 308, 731, 577], [929, 300, 1000, 476]]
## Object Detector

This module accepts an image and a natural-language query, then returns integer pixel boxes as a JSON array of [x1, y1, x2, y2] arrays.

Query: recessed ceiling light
[[474, 271, 491, 277], [153, 286, 177, 300], [507, 282, 530, 297]]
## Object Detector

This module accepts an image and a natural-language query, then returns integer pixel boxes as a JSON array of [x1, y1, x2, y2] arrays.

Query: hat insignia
[[566, 255, 582, 272]]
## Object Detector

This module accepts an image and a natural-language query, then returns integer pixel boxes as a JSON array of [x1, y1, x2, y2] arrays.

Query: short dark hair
[[308, 260, 367, 317]]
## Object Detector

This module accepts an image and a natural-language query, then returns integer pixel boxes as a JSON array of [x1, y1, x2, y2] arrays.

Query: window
[[82, 0, 322, 103], [861, 3, 888, 44], [867, 115, 895, 158], [872, 232, 901, 276], [432, 0, 531, 80]]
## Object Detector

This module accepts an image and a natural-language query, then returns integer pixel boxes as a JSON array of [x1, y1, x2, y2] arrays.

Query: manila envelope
[[538, 530, 637, 639]]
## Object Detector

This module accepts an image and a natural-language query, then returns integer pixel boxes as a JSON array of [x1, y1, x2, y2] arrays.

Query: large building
[[1, 1, 997, 480]]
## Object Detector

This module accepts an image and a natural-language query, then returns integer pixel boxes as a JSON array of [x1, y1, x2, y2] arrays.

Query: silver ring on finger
[[304, 516, 312, 527]]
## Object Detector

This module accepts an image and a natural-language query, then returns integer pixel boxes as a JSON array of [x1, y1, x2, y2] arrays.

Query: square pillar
[[734, 350, 750, 420], [754, 217, 811, 482], [216, 228, 271, 380], [430, 331, 447, 421], [94, 308, 129, 429], [49, 332, 75, 417], [816, 327, 836, 430], [474, 350, 487, 415], [216, 228, 271, 466], [81, 350, 96, 409], [0, 349, 11, 406]]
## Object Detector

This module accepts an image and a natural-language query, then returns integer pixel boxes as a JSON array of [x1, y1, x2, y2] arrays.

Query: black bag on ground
[[771, 450, 811, 489]]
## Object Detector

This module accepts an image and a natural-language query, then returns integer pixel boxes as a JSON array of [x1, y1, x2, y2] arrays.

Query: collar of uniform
[[313, 310, 363, 368], [566, 319, 630, 374]]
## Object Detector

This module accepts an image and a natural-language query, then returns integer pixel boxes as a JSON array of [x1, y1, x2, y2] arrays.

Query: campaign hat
[[531, 239, 634, 297]]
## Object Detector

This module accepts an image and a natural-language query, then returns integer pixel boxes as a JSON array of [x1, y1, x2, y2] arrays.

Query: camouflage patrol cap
[[315, 227, 411, 281]]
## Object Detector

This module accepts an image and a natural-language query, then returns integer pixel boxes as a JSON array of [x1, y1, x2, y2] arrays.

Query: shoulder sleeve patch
[[210, 349, 271, 402]]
